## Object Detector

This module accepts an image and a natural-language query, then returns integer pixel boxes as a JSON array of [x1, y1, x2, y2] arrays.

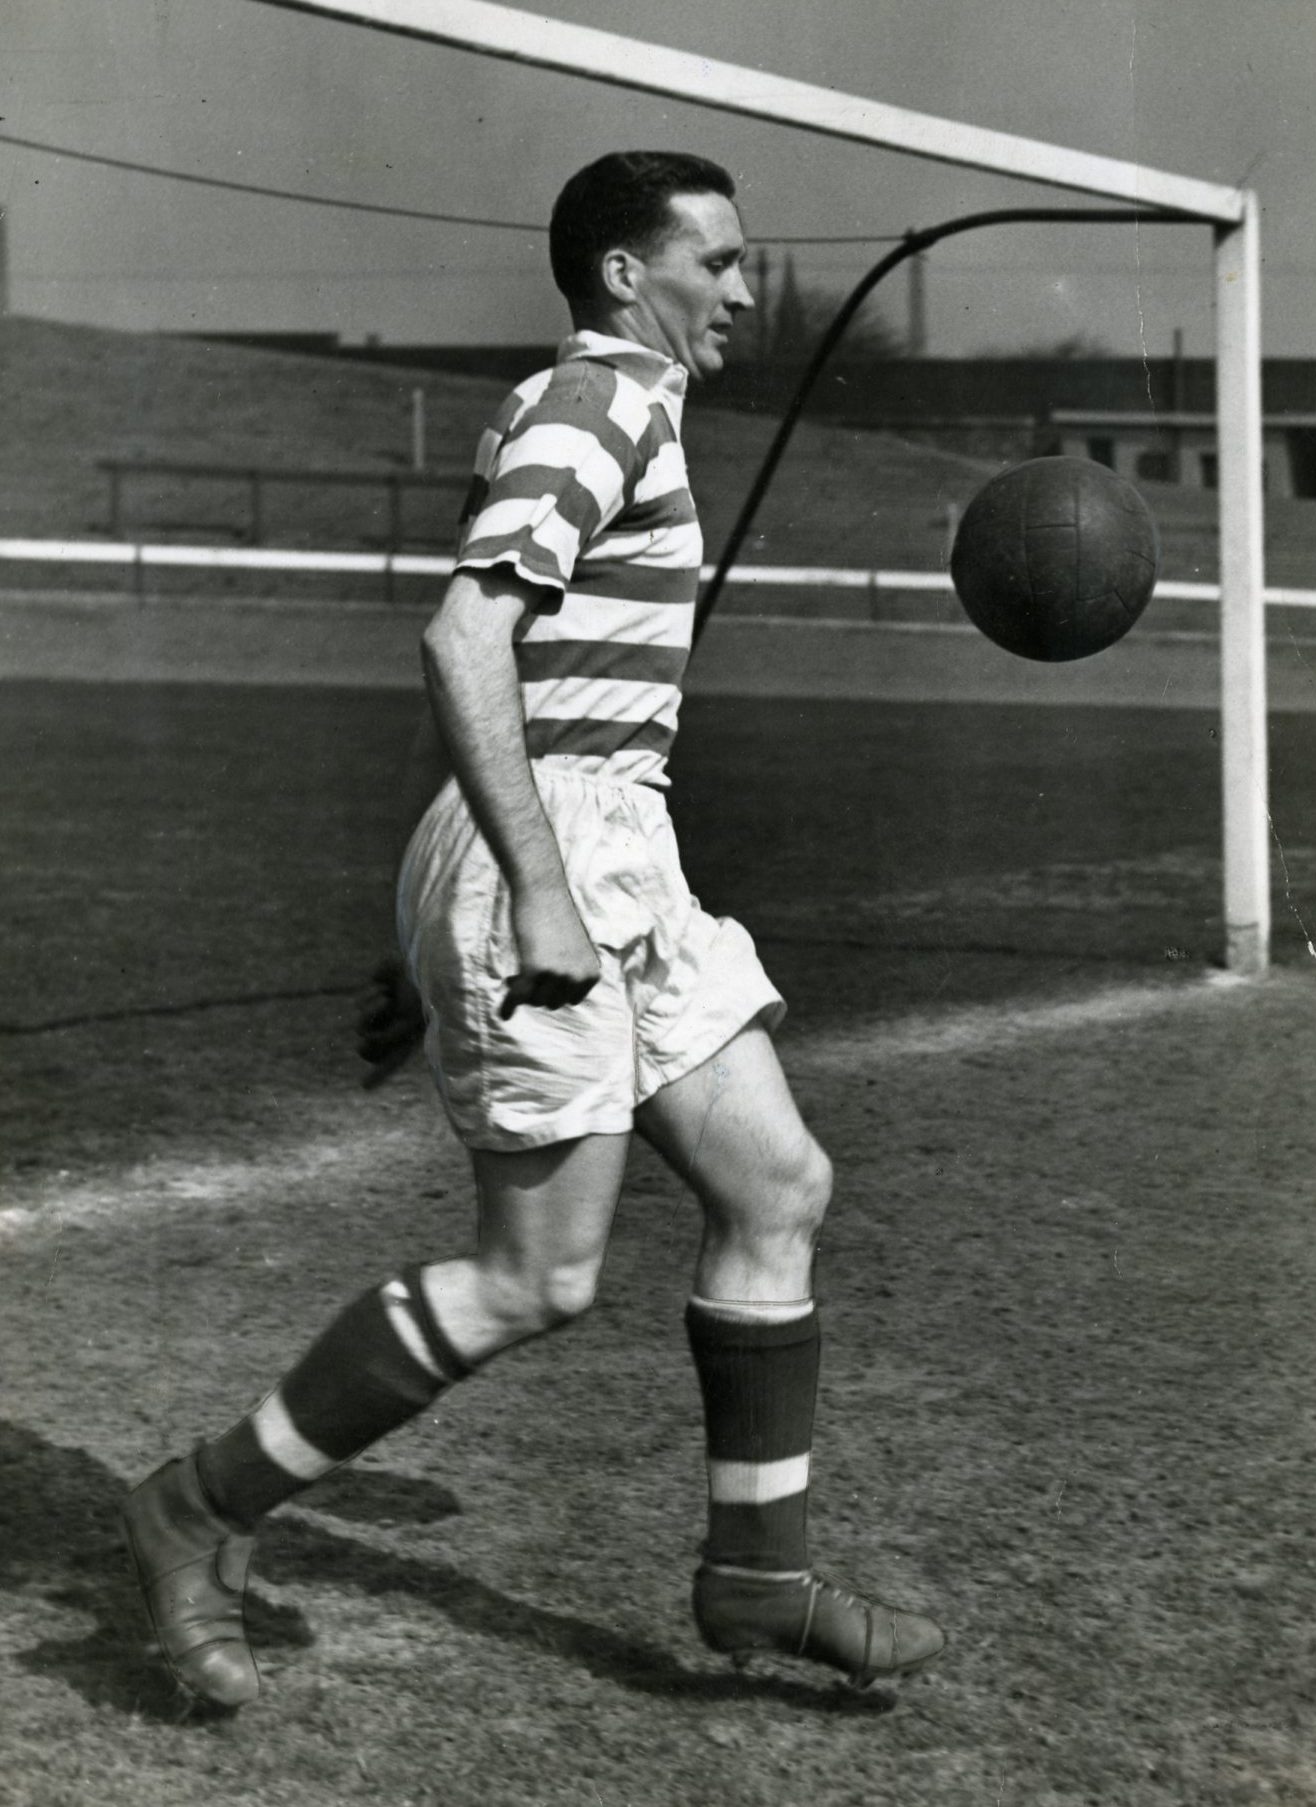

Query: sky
[[2, 0, 1315, 358]]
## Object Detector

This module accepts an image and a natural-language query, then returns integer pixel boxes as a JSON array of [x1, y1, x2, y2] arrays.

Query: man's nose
[[728, 267, 755, 311]]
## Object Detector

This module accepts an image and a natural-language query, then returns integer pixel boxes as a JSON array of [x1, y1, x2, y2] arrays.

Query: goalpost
[[248, 0, 1270, 976]]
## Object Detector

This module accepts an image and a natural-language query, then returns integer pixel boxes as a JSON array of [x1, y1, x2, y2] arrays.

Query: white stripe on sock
[[708, 1453, 811, 1504], [382, 1279, 445, 1380], [250, 1389, 338, 1481]]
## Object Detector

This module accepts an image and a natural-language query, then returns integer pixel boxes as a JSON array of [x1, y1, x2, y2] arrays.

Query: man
[[123, 151, 944, 1707]]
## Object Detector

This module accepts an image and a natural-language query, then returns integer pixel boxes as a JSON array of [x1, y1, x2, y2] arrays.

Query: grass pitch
[[3, 683, 1316, 1806]]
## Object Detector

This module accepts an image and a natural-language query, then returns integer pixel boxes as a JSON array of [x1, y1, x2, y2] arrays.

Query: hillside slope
[[2, 315, 1314, 591]]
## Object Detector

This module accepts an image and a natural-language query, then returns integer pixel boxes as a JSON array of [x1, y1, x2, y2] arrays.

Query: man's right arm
[[422, 568, 600, 1017]]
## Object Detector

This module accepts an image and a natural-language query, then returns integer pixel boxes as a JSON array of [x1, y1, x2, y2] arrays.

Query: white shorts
[[396, 764, 785, 1151]]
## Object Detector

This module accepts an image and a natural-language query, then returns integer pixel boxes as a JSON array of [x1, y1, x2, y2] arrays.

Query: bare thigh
[[636, 1022, 831, 1301], [418, 1133, 632, 1361], [470, 1132, 632, 1287]]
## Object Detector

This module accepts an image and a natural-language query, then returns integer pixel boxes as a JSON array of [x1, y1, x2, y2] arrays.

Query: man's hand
[[501, 888, 602, 1019], [356, 956, 425, 1087]]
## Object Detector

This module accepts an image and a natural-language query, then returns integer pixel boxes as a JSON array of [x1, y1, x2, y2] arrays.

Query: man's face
[[625, 191, 754, 380]]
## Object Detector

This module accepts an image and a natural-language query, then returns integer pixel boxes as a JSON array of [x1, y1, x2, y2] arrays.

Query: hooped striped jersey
[[453, 331, 700, 789]]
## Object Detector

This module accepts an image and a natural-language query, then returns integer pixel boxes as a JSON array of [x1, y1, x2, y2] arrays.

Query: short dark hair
[[549, 151, 737, 308]]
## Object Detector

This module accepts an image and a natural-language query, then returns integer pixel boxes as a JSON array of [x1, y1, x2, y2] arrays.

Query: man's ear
[[600, 247, 643, 305]]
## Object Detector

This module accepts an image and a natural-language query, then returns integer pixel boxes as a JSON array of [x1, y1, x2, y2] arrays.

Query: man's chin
[[691, 343, 727, 381]]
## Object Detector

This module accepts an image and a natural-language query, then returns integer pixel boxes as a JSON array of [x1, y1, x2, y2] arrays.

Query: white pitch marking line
[[0, 975, 1255, 1240], [792, 971, 1250, 1067], [0, 1124, 432, 1240]]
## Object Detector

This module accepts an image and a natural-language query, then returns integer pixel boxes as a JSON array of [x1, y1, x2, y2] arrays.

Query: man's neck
[[572, 311, 668, 360]]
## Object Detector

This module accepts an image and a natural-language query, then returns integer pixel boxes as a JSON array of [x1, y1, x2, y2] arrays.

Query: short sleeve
[[454, 363, 648, 604]]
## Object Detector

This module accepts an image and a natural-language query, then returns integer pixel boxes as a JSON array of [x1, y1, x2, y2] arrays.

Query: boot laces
[[810, 1569, 865, 1614]]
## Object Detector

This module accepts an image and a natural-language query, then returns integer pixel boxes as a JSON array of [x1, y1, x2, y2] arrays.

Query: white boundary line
[[0, 1124, 434, 1239], [792, 971, 1249, 1068], [0, 972, 1253, 1240], [2, 540, 1313, 610]]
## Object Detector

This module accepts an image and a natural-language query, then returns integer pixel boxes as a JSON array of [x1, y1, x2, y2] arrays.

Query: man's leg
[[637, 1022, 943, 1686], [123, 1133, 629, 1706]]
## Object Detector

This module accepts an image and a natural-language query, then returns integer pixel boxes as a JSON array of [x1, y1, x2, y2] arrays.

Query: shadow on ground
[[2, 1422, 895, 1724]]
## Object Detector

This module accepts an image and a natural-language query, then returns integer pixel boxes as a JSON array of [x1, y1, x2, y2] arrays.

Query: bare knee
[[785, 1137, 833, 1244], [708, 1133, 833, 1248], [535, 1261, 600, 1328], [479, 1257, 600, 1337]]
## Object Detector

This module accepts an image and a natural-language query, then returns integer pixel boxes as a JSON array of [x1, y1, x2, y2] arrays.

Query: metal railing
[[97, 458, 466, 548]]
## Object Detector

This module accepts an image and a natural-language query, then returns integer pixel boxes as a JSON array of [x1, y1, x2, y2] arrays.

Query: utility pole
[[1170, 325, 1186, 483], [755, 246, 770, 365], [0, 208, 9, 318], [905, 229, 927, 355], [411, 387, 426, 471]]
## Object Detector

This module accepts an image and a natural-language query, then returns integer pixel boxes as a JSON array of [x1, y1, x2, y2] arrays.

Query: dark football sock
[[685, 1298, 820, 1574], [197, 1267, 471, 1526]]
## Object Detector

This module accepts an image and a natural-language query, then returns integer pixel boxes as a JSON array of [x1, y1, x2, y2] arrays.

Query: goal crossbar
[[250, 0, 1241, 223]]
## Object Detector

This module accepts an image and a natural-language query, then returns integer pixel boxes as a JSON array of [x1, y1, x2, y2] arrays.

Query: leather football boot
[[122, 1453, 260, 1707], [693, 1564, 945, 1687]]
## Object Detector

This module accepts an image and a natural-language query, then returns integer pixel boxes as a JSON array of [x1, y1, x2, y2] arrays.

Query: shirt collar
[[557, 329, 689, 425]]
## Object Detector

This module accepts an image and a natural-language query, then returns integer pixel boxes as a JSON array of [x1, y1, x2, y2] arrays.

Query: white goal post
[[247, 0, 1270, 975]]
